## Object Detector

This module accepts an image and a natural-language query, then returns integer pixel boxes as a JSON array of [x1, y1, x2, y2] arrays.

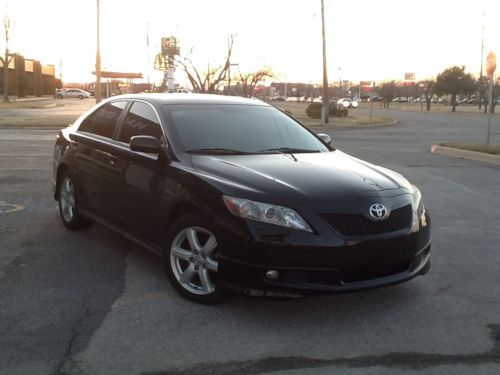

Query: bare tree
[[176, 36, 234, 93], [237, 68, 273, 97], [418, 80, 435, 111], [1, 15, 15, 102], [378, 81, 397, 108]]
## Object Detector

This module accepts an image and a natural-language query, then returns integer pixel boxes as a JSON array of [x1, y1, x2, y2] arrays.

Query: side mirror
[[317, 133, 332, 146], [130, 135, 161, 154]]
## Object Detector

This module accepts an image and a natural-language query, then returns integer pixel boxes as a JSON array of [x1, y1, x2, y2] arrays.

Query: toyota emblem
[[369, 204, 389, 220]]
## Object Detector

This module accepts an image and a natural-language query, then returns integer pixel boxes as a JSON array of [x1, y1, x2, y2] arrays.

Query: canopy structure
[[98, 71, 143, 79], [92, 71, 144, 96]]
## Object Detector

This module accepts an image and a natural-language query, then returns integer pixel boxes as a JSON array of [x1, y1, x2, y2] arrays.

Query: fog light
[[266, 270, 279, 280]]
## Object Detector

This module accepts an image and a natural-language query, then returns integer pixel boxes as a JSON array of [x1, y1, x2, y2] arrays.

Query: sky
[[1, 0, 499, 87]]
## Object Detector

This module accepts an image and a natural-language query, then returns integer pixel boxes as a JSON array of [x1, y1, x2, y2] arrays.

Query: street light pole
[[321, 0, 329, 124], [338, 67, 342, 97], [95, 0, 102, 103]]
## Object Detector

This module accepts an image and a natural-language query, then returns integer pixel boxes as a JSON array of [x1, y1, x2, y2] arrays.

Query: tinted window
[[164, 104, 328, 153], [79, 111, 97, 132], [91, 101, 127, 139], [118, 101, 162, 144]]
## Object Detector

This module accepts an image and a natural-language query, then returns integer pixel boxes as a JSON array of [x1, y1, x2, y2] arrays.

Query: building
[[0, 54, 61, 97]]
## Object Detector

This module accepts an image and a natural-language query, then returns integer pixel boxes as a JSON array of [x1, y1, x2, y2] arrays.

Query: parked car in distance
[[56, 88, 91, 100], [337, 98, 359, 108], [167, 88, 191, 94], [393, 97, 408, 103], [53, 94, 431, 304]]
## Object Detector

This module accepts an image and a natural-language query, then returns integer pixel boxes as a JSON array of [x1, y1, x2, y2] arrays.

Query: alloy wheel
[[170, 226, 219, 295], [59, 177, 76, 222]]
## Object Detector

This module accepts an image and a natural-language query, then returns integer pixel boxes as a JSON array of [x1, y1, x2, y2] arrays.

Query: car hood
[[191, 150, 411, 207]]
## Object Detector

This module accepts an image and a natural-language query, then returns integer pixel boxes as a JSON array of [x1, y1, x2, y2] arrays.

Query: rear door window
[[82, 101, 127, 139], [118, 101, 163, 144]]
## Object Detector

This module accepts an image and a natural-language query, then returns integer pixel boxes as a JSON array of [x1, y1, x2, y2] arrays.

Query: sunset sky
[[1, 0, 499, 86]]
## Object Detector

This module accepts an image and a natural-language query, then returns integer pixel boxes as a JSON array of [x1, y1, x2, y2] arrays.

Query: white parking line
[[0, 201, 26, 214]]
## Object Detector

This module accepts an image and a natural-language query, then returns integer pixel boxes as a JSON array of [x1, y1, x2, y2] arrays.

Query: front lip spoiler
[[217, 243, 431, 295], [264, 252, 430, 293]]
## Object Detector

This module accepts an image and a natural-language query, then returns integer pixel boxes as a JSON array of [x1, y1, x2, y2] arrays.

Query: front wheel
[[58, 172, 91, 230], [164, 214, 230, 304]]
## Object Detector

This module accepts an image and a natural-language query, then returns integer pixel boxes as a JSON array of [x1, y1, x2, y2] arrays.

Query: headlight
[[223, 196, 313, 233], [411, 185, 424, 216]]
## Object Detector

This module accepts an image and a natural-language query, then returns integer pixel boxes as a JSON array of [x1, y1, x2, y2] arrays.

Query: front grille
[[321, 204, 412, 236]]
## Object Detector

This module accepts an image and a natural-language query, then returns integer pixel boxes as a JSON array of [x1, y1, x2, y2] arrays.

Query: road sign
[[486, 52, 496, 77]]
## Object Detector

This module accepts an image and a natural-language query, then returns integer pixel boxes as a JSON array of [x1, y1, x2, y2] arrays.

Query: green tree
[[434, 66, 476, 112]]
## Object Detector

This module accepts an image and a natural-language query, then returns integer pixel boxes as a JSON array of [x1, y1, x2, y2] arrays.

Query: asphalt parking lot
[[1, 108, 500, 374]]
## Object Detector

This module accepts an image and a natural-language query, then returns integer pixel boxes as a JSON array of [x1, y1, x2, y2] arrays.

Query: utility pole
[[479, 12, 485, 110], [146, 22, 150, 91], [321, 0, 329, 124], [95, 0, 102, 103]]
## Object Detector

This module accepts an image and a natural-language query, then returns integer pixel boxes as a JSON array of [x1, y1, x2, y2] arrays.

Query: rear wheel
[[58, 172, 91, 230], [164, 214, 230, 304]]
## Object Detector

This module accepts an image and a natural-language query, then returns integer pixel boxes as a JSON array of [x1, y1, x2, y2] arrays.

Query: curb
[[0, 125, 66, 130], [429, 145, 500, 166], [309, 119, 398, 130], [9, 96, 55, 102]]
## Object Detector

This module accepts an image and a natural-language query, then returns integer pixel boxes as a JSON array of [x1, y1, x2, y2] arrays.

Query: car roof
[[106, 93, 269, 106]]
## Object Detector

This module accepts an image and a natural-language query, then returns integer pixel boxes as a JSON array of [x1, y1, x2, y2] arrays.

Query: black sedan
[[53, 94, 431, 304]]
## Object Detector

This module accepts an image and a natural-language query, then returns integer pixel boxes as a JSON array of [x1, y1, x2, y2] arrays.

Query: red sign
[[486, 52, 496, 77]]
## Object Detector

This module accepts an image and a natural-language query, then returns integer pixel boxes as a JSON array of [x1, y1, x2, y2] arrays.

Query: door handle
[[104, 152, 118, 166]]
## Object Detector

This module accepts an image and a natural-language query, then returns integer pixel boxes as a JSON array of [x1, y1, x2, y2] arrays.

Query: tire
[[57, 94, 63, 99], [78, 95, 84, 100], [164, 213, 231, 304], [58, 172, 92, 230]]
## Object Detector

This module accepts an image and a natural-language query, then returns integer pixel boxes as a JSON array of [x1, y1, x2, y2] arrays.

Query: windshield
[[163, 104, 329, 154]]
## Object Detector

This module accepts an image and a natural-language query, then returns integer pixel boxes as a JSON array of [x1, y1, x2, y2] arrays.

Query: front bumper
[[212, 194, 431, 296], [217, 243, 430, 296]]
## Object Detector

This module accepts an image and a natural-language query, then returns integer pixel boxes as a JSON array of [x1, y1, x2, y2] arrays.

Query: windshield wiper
[[256, 147, 321, 154], [185, 148, 251, 155]]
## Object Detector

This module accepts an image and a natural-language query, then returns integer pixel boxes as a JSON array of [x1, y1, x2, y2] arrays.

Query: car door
[[70, 100, 129, 221], [110, 100, 171, 244]]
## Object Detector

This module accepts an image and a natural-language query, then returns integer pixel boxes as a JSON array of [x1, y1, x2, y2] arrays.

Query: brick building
[[0, 54, 61, 97]]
